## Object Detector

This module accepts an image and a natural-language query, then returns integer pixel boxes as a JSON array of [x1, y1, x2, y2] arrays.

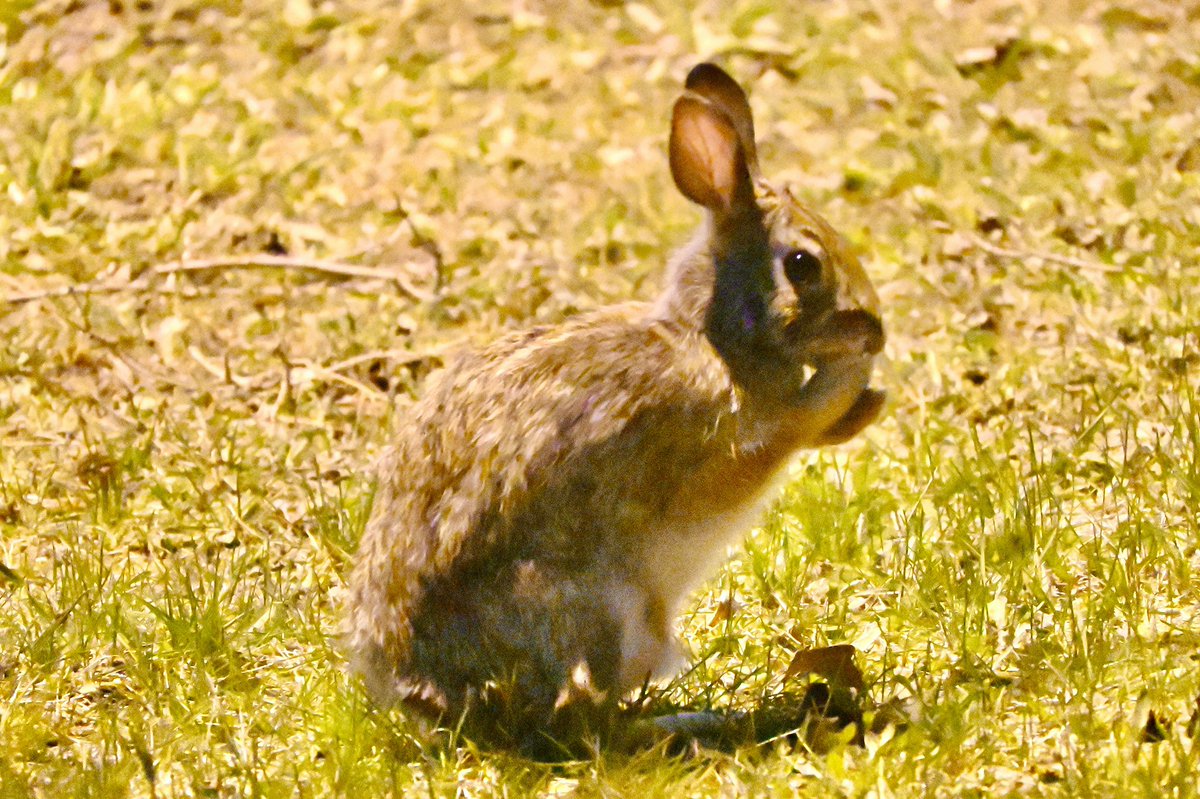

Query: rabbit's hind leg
[[408, 563, 626, 753]]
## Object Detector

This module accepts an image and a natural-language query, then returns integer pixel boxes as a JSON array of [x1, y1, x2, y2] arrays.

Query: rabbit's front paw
[[785, 354, 879, 447], [818, 387, 886, 445]]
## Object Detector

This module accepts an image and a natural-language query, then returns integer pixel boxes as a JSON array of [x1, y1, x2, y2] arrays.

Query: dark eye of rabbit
[[783, 248, 823, 287]]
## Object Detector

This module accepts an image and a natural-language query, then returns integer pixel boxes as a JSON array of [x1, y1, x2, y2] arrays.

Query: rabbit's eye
[[783, 248, 822, 286]]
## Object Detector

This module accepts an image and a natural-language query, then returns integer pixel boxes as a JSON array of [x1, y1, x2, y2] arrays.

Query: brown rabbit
[[344, 63, 885, 752]]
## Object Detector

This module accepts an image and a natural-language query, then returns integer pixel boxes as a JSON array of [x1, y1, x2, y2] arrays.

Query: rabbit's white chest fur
[[647, 486, 782, 611], [612, 464, 790, 688]]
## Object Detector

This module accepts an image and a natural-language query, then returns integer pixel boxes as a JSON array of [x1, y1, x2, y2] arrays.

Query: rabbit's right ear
[[669, 96, 754, 215]]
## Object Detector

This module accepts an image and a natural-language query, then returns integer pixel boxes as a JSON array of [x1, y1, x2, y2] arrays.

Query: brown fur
[[343, 64, 885, 749]]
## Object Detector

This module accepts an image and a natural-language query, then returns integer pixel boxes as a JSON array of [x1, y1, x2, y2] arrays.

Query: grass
[[2, 0, 1199, 795]]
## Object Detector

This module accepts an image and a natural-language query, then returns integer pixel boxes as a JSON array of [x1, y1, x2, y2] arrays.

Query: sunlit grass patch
[[3, 0, 1200, 795]]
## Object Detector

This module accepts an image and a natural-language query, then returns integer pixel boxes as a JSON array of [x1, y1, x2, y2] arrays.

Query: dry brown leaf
[[783, 644, 865, 693], [708, 597, 738, 627]]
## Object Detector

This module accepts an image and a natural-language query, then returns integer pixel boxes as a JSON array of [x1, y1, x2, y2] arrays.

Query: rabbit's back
[[388, 301, 735, 558]]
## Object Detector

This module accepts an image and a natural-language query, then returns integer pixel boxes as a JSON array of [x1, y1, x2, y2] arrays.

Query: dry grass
[[2, 0, 1199, 795]]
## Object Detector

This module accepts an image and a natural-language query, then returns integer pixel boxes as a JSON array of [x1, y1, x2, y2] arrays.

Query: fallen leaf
[[784, 644, 865, 693], [708, 597, 738, 627]]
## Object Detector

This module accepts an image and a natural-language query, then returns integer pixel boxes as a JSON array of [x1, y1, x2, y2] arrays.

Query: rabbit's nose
[[829, 309, 885, 355]]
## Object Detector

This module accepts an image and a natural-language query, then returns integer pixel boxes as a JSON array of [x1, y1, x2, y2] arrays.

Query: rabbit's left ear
[[669, 95, 752, 214], [684, 63, 758, 177]]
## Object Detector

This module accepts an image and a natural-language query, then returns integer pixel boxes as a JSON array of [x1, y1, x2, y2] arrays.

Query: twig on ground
[[182, 342, 448, 404], [153, 255, 434, 301], [970, 235, 1124, 274], [391, 199, 448, 291], [187, 345, 257, 389], [5, 278, 153, 304], [3, 254, 434, 306], [297, 367, 388, 402]]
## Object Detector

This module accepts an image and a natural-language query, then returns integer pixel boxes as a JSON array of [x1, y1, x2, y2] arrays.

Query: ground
[[1, 0, 1199, 796]]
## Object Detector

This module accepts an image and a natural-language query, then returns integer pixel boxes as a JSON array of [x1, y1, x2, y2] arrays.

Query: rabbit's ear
[[684, 63, 758, 176], [669, 96, 753, 214]]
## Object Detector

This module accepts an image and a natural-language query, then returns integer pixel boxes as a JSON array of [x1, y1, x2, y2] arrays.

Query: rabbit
[[343, 63, 885, 752]]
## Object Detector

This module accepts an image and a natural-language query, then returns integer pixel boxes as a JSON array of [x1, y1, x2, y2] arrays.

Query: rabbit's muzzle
[[790, 308, 885, 366], [831, 309, 885, 355]]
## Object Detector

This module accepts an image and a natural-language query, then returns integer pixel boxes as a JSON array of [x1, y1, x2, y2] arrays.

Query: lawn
[[2, 0, 1199, 795]]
